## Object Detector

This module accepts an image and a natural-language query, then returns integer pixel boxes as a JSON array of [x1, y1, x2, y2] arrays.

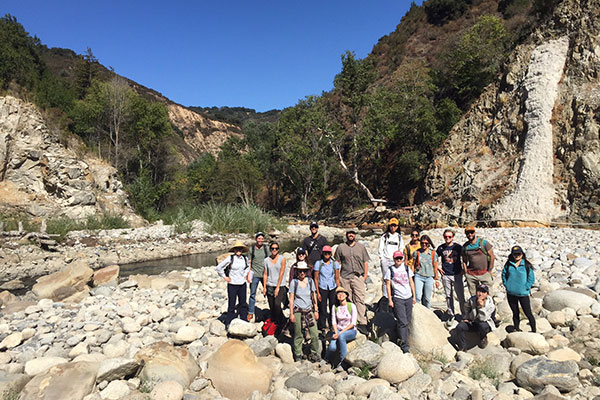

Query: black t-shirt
[[436, 242, 462, 275], [303, 235, 329, 266]]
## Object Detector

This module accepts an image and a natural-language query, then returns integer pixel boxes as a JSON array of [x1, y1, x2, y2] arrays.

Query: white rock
[[150, 380, 184, 400], [24, 356, 68, 376], [0, 332, 23, 350], [275, 343, 294, 364], [100, 380, 130, 400], [377, 352, 419, 384], [505, 332, 550, 355], [174, 326, 205, 345], [227, 318, 257, 338]]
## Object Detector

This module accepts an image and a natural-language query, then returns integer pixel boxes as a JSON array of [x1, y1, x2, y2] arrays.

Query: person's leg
[[351, 275, 367, 325], [267, 288, 276, 319], [308, 319, 320, 358], [293, 312, 303, 358], [422, 277, 434, 308], [455, 321, 470, 350], [414, 274, 425, 305], [237, 283, 248, 321], [337, 329, 357, 362], [465, 273, 478, 297], [519, 295, 536, 333], [474, 321, 492, 341], [248, 276, 260, 316], [442, 274, 455, 315], [226, 284, 237, 324], [480, 272, 493, 287], [507, 294, 521, 330], [340, 277, 353, 299], [454, 274, 466, 316], [394, 297, 411, 352], [325, 338, 338, 362], [327, 288, 336, 330], [318, 287, 328, 330], [274, 287, 287, 326]]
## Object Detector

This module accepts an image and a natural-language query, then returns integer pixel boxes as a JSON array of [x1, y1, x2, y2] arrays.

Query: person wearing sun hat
[[289, 261, 320, 361], [502, 245, 536, 333], [461, 226, 495, 296], [378, 217, 404, 312], [325, 286, 357, 367], [216, 240, 251, 325]]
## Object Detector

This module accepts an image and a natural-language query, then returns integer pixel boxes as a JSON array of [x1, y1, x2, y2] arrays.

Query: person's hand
[[290, 314, 295, 323], [314, 311, 319, 320], [438, 268, 445, 276], [435, 280, 441, 289], [412, 297, 416, 304], [274, 287, 279, 297], [262, 287, 267, 296], [333, 333, 339, 340], [364, 275, 368, 282], [388, 300, 394, 309], [477, 298, 485, 308], [317, 292, 322, 302], [247, 276, 251, 283], [225, 277, 231, 283]]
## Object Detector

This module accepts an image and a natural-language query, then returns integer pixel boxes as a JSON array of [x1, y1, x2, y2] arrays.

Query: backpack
[[225, 254, 249, 277], [334, 302, 353, 316], [463, 238, 490, 262], [250, 245, 268, 265], [504, 260, 532, 280], [262, 318, 277, 336], [388, 264, 410, 290], [291, 277, 314, 294], [414, 249, 435, 272]]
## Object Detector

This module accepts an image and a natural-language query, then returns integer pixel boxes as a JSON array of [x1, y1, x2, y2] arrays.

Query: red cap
[[393, 250, 404, 259], [322, 245, 333, 253]]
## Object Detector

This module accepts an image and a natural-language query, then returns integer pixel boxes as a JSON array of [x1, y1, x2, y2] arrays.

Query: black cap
[[255, 232, 265, 239], [476, 284, 489, 293], [296, 247, 307, 255], [309, 221, 319, 229], [511, 245, 524, 256]]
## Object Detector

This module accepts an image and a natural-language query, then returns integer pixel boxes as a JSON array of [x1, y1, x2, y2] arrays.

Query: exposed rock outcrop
[[415, 0, 600, 226]]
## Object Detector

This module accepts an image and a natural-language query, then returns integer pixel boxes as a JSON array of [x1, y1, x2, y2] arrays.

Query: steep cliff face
[[414, 0, 600, 226], [0, 96, 144, 225]]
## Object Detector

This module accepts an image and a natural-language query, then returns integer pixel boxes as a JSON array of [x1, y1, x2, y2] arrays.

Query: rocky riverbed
[[1, 226, 600, 399]]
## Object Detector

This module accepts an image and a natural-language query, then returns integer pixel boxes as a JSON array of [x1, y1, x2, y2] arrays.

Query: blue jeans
[[326, 329, 357, 364], [248, 276, 263, 315], [414, 274, 434, 308]]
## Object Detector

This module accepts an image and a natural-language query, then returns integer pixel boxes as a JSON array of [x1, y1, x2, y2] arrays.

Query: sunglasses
[[270, 247, 279, 251], [394, 256, 404, 260], [444, 235, 453, 239], [411, 233, 419, 237], [465, 230, 475, 234], [298, 253, 306, 257], [389, 224, 398, 227], [421, 242, 430, 245], [323, 251, 331, 254]]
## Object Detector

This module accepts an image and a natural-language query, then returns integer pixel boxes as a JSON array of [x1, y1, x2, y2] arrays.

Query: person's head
[[255, 232, 265, 247], [295, 261, 309, 280], [296, 247, 307, 261], [393, 250, 404, 266], [310, 221, 319, 236], [464, 226, 476, 241], [387, 218, 399, 233], [269, 242, 279, 257], [420, 234, 434, 250], [443, 229, 454, 244], [229, 240, 249, 255], [322, 245, 333, 260], [410, 229, 420, 243], [346, 229, 357, 243], [476, 284, 489, 302], [510, 245, 525, 262], [336, 286, 350, 304]]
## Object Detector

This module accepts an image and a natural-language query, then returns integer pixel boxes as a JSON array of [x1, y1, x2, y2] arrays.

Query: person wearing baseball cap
[[377, 218, 404, 312], [303, 221, 329, 267], [502, 245, 536, 333], [384, 250, 416, 353], [461, 226, 495, 296], [455, 283, 496, 351], [313, 245, 340, 332]]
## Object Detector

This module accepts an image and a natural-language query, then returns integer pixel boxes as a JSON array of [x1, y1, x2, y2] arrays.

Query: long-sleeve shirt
[[216, 255, 250, 285], [378, 232, 404, 261], [464, 295, 496, 330], [331, 303, 357, 331], [502, 260, 535, 297]]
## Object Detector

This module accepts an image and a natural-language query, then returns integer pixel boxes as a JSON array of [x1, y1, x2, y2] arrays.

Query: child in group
[[325, 286, 357, 367], [314, 245, 340, 332], [385, 250, 416, 353], [289, 261, 320, 361]]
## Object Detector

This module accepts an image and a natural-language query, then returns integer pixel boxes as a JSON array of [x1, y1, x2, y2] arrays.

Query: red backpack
[[262, 318, 278, 336]]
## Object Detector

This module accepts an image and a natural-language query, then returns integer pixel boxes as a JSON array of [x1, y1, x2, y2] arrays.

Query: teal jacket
[[502, 259, 535, 297]]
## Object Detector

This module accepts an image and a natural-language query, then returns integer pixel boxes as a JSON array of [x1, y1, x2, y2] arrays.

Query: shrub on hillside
[[424, 0, 468, 25]]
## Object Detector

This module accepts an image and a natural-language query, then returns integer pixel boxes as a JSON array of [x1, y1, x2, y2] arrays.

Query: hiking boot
[[479, 337, 488, 349], [308, 353, 321, 363]]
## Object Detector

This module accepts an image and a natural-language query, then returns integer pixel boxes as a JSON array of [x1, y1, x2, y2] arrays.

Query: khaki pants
[[340, 275, 367, 325], [465, 271, 493, 296]]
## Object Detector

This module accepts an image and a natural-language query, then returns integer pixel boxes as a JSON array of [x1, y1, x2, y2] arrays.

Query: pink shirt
[[331, 303, 357, 331]]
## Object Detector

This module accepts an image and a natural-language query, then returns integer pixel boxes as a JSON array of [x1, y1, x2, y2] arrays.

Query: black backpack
[[225, 254, 249, 276]]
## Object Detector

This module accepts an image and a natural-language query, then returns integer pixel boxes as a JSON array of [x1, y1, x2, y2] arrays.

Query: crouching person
[[289, 261, 320, 362], [216, 240, 250, 326], [385, 250, 416, 353], [325, 287, 357, 367], [455, 284, 495, 351]]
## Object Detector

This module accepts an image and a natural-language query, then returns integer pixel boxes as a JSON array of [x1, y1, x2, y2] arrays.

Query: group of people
[[216, 221, 537, 364]]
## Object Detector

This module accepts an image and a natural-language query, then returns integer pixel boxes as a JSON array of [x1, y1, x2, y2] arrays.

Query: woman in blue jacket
[[502, 245, 536, 332]]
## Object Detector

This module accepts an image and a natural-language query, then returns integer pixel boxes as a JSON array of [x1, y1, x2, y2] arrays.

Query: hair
[[420, 234, 435, 249], [335, 290, 348, 306], [411, 228, 420, 236], [269, 241, 279, 248], [507, 249, 532, 268], [443, 229, 454, 237]]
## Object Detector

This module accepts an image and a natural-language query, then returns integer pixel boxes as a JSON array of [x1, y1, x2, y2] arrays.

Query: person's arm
[[216, 257, 231, 283], [501, 262, 508, 287], [435, 248, 444, 276], [331, 304, 338, 335], [262, 260, 268, 296], [275, 258, 286, 297], [378, 235, 385, 259], [409, 273, 417, 304], [488, 248, 495, 272], [310, 280, 319, 321], [477, 298, 495, 322], [288, 280, 296, 323], [386, 279, 394, 308], [334, 265, 341, 288], [363, 246, 370, 282], [526, 264, 535, 290], [243, 258, 250, 281], [314, 270, 321, 302]]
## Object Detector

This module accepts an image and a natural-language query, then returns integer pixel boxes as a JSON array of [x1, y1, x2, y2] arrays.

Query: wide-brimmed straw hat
[[229, 240, 249, 253], [295, 261, 310, 270], [336, 287, 350, 296]]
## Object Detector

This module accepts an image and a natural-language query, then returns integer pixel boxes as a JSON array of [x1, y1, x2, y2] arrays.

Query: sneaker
[[308, 353, 321, 363], [247, 314, 253, 322], [479, 337, 488, 349]]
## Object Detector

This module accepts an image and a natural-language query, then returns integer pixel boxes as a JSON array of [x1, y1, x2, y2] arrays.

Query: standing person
[[216, 240, 250, 325], [334, 229, 370, 333], [262, 242, 287, 328], [502, 245, 536, 333], [455, 284, 496, 350], [314, 245, 341, 332], [385, 251, 416, 353], [404, 229, 421, 272], [412, 235, 441, 309], [288, 248, 312, 285], [289, 262, 320, 362], [378, 218, 404, 312], [247, 232, 269, 321], [462, 227, 495, 296], [325, 287, 357, 367], [303, 222, 329, 267], [436, 229, 466, 319]]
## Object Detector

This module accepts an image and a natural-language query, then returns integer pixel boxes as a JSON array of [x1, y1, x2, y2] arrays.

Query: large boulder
[[96, 358, 140, 382], [135, 341, 199, 388], [409, 304, 454, 357], [516, 357, 579, 394], [0, 371, 31, 396], [205, 339, 272, 400], [24, 357, 68, 376], [504, 332, 550, 355], [93, 265, 120, 287], [32, 261, 93, 302], [376, 352, 419, 384], [345, 341, 384, 368], [285, 373, 324, 393], [20, 361, 98, 400], [542, 290, 597, 312], [227, 318, 258, 338]]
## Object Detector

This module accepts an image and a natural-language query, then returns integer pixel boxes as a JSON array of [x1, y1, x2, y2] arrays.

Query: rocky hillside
[[414, 0, 600, 226], [0, 96, 144, 225]]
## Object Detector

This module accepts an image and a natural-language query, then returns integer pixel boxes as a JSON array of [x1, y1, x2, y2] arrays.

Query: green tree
[[75, 47, 99, 98], [0, 14, 43, 90], [186, 153, 217, 203]]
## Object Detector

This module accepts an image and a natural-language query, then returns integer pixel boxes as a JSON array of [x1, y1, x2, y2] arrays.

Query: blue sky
[[4, 1, 419, 111]]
